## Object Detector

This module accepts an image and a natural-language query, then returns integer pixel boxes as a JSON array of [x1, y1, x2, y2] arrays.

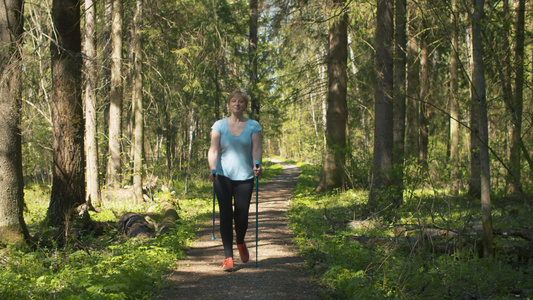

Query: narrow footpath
[[156, 162, 322, 299]]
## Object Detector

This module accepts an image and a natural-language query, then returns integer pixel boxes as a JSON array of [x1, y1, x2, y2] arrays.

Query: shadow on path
[[155, 163, 322, 299]]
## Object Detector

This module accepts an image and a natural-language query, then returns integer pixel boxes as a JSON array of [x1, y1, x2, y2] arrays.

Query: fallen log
[[117, 212, 155, 239], [344, 227, 532, 260], [158, 200, 179, 235], [494, 228, 532, 241]]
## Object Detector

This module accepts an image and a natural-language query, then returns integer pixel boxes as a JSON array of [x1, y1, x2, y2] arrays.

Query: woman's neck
[[228, 114, 246, 122]]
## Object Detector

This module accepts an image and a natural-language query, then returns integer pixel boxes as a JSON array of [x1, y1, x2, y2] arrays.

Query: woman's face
[[228, 96, 247, 114]]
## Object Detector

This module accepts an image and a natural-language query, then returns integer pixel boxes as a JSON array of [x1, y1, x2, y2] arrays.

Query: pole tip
[[212, 236, 215, 240]]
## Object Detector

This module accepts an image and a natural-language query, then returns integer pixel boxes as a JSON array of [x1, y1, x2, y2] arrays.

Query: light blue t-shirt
[[212, 118, 261, 181]]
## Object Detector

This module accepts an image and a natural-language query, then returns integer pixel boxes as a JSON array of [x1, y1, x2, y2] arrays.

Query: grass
[[2, 192, 198, 299], [7, 159, 530, 299], [0, 160, 284, 299], [288, 162, 533, 299]]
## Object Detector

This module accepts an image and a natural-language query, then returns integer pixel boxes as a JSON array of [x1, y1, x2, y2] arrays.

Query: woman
[[208, 90, 262, 272]]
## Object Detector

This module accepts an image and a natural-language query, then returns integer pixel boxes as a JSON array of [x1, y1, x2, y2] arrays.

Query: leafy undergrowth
[[0, 160, 283, 300], [288, 163, 533, 299], [1, 189, 200, 300]]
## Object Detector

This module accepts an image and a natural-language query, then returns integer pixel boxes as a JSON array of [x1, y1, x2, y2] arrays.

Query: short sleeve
[[250, 120, 262, 134], [212, 119, 225, 134]]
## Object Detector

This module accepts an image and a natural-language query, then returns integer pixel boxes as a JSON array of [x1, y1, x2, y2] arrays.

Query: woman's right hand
[[209, 170, 217, 182]]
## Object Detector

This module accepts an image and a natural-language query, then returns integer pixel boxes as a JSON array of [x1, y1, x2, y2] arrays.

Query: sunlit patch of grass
[[288, 162, 533, 299], [3, 179, 214, 299], [23, 184, 50, 227]]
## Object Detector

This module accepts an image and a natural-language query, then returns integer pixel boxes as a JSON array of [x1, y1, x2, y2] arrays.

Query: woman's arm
[[208, 130, 221, 181], [252, 131, 262, 177]]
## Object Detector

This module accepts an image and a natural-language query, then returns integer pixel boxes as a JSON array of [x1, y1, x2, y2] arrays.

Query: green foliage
[[1, 237, 181, 299], [1, 183, 215, 299], [1, 159, 288, 299], [289, 162, 533, 299], [259, 159, 284, 182]]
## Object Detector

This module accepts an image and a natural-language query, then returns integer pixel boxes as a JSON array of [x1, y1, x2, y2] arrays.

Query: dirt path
[[156, 162, 322, 299]]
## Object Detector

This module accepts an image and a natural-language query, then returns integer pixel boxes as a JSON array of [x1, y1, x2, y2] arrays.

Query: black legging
[[215, 175, 254, 259]]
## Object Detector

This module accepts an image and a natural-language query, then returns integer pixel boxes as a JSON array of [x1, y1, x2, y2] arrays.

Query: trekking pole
[[212, 170, 216, 240], [254, 161, 260, 267]]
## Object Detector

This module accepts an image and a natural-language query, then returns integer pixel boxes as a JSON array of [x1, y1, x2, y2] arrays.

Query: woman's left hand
[[253, 165, 262, 178]]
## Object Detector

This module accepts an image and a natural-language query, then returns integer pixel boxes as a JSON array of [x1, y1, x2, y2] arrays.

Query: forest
[[0, 0, 532, 298]]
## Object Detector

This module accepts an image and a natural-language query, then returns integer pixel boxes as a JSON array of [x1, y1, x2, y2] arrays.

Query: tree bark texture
[[107, 0, 123, 188], [509, 0, 525, 194], [133, 0, 144, 202], [368, 0, 394, 210], [405, 14, 419, 159], [48, 0, 85, 225], [419, 29, 429, 171], [498, 0, 515, 192], [85, 0, 101, 207], [249, 0, 259, 120], [468, 67, 481, 195], [471, 0, 493, 257], [393, 0, 407, 205], [449, 0, 460, 195], [316, 0, 348, 192], [0, 0, 30, 242]]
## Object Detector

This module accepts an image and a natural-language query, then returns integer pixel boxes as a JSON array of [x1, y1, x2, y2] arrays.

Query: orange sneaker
[[221, 257, 234, 272], [237, 242, 249, 263]]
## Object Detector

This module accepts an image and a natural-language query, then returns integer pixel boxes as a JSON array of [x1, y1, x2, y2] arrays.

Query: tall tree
[[468, 24, 481, 197], [449, 0, 460, 195], [48, 0, 86, 225], [405, 9, 419, 159], [471, 0, 493, 256], [316, 0, 348, 192], [132, 0, 144, 202], [368, 0, 394, 210], [85, 0, 101, 207], [393, 0, 407, 205], [508, 0, 525, 194], [418, 24, 430, 171], [0, 0, 30, 242], [495, 0, 515, 193], [107, 0, 123, 188], [249, 0, 259, 120]]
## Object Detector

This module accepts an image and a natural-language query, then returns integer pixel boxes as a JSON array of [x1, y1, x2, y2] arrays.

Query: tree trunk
[[509, 0, 525, 194], [405, 13, 419, 159], [368, 0, 394, 210], [348, 33, 369, 149], [493, 0, 514, 193], [249, 0, 259, 120], [133, 0, 144, 202], [320, 58, 328, 151], [213, 0, 221, 121], [471, 0, 493, 257], [419, 28, 429, 172], [85, 0, 101, 207], [307, 72, 319, 149], [102, 0, 112, 89], [48, 0, 86, 225], [468, 14, 481, 198], [449, 0, 460, 195], [0, 0, 30, 242], [393, 0, 407, 206], [316, 0, 348, 192], [107, 0, 123, 188]]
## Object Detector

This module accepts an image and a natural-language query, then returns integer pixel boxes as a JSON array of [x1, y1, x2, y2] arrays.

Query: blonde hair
[[227, 90, 249, 109]]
